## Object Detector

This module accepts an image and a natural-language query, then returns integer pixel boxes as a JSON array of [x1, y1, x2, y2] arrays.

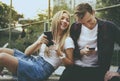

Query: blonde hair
[[51, 10, 70, 52], [45, 10, 71, 56]]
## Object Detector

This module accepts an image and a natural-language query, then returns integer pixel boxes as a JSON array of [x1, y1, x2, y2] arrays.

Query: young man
[[105, 67, 120, 81], [59, 3, 120, 81]]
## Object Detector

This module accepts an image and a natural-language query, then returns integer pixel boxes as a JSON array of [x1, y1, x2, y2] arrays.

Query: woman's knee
[[0, 53, 7, 62], [0, 53, 18, 71], [0, 53, 6, 64], [0, 48, 4, 53], [0, 48, 14, 55]]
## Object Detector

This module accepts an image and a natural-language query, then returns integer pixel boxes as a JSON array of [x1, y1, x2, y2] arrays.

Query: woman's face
[[59, 13, 70, 31]]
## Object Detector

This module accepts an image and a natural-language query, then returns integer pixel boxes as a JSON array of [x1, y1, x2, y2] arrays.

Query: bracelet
[[59, 53, 66, 59]]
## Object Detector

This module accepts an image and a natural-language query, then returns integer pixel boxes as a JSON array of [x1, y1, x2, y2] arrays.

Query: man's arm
[[104, 71, 120, 81], [70, 23, 82, 58]]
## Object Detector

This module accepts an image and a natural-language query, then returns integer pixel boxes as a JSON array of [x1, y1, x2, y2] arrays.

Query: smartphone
[[89, 48, 95, 50], [44, 31, 53, 46]]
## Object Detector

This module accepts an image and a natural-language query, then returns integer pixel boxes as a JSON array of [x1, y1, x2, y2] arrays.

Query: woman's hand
[[36, 35, 49, 45]]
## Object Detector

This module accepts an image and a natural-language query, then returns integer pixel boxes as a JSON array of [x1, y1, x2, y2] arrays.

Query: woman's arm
[[61, 48, 74, 66], [60, 37, 74, 66], [25, 35, 48, 55], [24, 40, 42, 56]]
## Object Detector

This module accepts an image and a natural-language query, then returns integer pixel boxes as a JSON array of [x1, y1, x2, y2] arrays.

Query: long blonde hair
[[51, 10, 71, 52]]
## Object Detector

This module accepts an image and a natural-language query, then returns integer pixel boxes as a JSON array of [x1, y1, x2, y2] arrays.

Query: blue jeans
[[14, 49, 55, 81]]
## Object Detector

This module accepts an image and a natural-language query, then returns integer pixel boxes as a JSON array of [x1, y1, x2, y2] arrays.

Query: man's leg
[[59, 67, 74, 81]]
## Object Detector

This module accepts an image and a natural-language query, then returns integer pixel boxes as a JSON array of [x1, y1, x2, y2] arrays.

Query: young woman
[[0, 10, 74, 81]]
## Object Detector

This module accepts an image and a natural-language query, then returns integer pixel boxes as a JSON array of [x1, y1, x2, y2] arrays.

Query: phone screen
[[89, 48, 95, 50]]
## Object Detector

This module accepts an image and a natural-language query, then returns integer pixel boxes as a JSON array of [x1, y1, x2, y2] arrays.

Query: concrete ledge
[[0, 75, 17, 81], [46, 75, 60, 81], [0, 75, 59, 81]]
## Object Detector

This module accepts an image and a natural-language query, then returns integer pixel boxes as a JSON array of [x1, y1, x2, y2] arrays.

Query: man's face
[[76, 11, 97, 29]]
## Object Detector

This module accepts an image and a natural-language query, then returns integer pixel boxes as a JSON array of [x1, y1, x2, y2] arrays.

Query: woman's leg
[[0, 48, 14, 55], [0, 48, 14, 73], [0, 52, 18, 74]]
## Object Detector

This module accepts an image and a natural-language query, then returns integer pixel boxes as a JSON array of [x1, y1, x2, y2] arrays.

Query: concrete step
[[0, 74, 59, 81], [44, 75, 60, 81], [0, 75, 17, 81], [0, 67, 62, 81], [0, 68, 59, 81]]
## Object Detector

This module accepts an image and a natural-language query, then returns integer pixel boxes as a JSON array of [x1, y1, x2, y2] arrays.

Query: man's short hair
[[74, 3, 93, 19]]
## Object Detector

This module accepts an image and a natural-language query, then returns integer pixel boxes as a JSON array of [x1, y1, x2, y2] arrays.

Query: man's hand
[[104, 71, 120, 81], [80, 45, 96, 56]]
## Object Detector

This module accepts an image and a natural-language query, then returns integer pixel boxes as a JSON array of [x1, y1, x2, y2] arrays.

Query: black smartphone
[[89, 48, 95, 50], [44, 31, 53, 46]]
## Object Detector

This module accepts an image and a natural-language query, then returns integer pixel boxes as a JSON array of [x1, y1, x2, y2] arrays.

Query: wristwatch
[[59, 53, 66, 59]]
